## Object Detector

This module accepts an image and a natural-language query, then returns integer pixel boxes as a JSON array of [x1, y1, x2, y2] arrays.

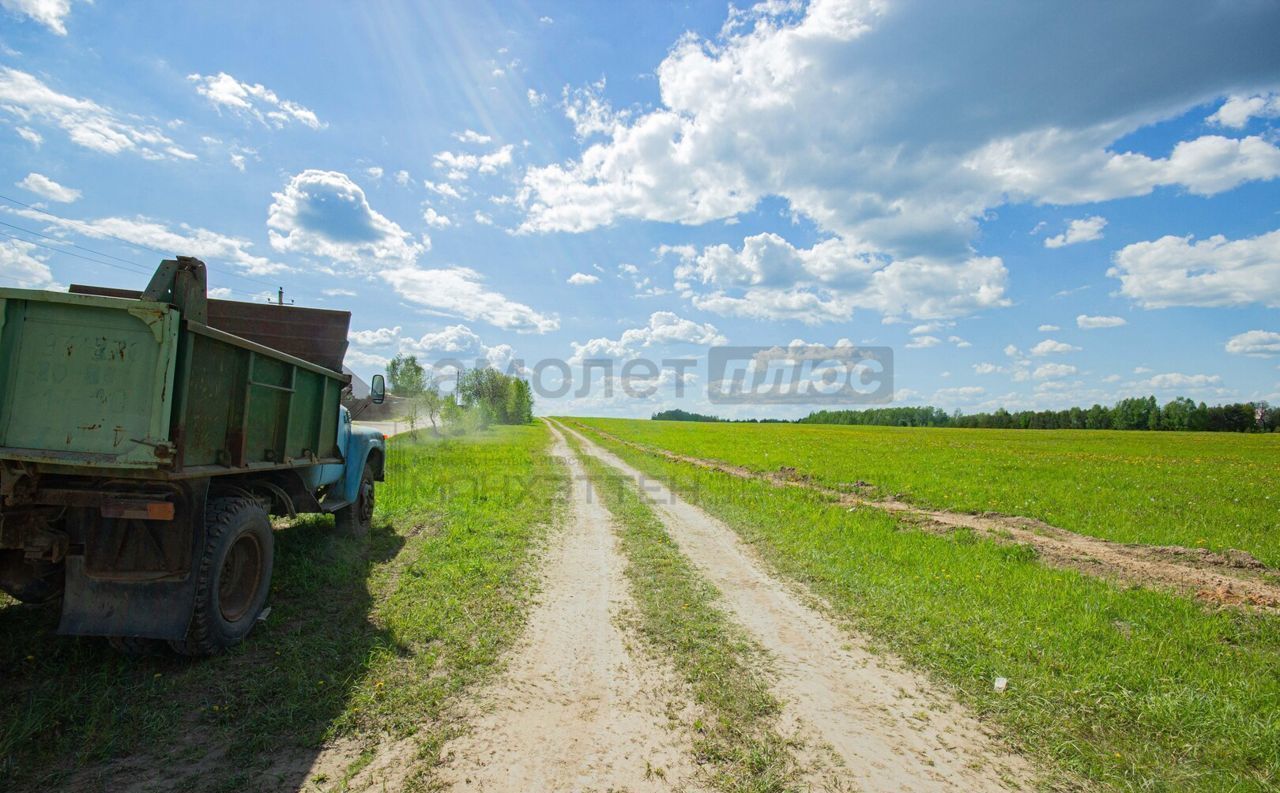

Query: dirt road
[[433, 425, 702, 791], [551, 419, 1035, 792]]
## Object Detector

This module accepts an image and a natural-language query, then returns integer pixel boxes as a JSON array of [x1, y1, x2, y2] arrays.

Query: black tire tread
[[335, 465, 374, 537], [169, 497, 270, 657]]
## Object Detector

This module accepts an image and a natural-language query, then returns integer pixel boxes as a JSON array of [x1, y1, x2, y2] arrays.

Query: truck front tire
[[169, 497, 274, 656], [335, 462, 375, 537]]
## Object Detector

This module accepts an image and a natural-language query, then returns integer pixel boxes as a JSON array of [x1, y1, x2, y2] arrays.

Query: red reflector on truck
[[101, 499, 175, 521], [147, 502, 176, 520]]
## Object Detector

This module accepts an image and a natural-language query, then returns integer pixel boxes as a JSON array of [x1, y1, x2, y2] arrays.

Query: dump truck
[[0, 257, 387, 656]]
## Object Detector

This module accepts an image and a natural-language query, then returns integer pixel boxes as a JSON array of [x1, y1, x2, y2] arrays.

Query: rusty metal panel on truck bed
[[0, 289, 179, 468], [69, 283, 351, 373]]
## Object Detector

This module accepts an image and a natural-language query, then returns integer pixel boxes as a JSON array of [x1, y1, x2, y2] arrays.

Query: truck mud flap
[[58, 554, 197, 640], [58, 479, 208, 640]]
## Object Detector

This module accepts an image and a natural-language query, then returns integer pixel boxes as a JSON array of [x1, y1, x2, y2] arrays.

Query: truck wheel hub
[[218, 534, 263, 622]]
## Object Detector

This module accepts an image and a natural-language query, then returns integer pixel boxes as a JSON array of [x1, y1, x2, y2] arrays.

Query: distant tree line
[[651, 409, 723, 422], [797, 396, 1278, 432], [650, 409, 787, 424], [386, 354, 533, 434]]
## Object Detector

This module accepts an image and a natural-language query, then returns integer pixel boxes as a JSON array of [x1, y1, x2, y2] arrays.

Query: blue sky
[[1, 0, 1279, 418]]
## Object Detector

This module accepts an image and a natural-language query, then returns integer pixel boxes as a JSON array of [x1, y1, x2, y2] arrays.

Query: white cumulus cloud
[[1208, 93, 1280, 128], [673, 232, 1008, 323], [348, 326, 402, 347], [0, 239, 57, 287], [563, 79, 627, 139], [1076, 314, 1126, 329], [1108, 228, 1280, 308], [567, 272, 599, 285], [570, 311, 726, 363], [1, 0, 74, 35], [518, 1, 1280, 262], [346, 323, 520, 373], [267, 169, 426, 269], [1030, 339, 1080, 356], [1033, 363, 1077, 380], [453, 129, 492, 144], [1142, 372, 1221, 389], [1225, 330, 1280, 358], [516, 3, 1280, 326], [433, 145, 514, 180], [15, 126, 42, 146], [382, 266, 558, 334], [905, 335, 940, 349], [932, 386, 985, 404], [0, 67, 195, 159], [3, 205, 286, 275], [188, 72, 324, 129], [16, 172, 79, 202], [422, 207, 452, 228], [1044, 216, 1106, 248], [423, 180, 462, 200]]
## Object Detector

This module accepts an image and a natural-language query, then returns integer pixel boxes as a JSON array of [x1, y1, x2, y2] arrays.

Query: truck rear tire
[[169, 497, 274, 657], [335, 462, 375, 537]]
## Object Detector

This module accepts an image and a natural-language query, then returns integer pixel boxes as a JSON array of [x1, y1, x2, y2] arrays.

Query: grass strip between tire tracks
[[562, 426, 798, 793]]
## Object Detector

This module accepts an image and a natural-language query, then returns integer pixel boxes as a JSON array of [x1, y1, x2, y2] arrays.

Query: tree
[[386, 354, 426, 399], [1161, 397, 1196, 431], [386, 354, 429, 432], [450, 366, 536, 428], [419, 373, 445, 435], [506, 378, 534, 424]]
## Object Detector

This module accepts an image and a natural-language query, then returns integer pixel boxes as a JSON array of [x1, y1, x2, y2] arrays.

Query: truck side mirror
[[371, 374, 386, 404]]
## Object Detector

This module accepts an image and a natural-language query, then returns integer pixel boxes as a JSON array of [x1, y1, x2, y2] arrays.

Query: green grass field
[[0, 424, 562, 791], [570, 419, 1280, 791], [578, 418, 1280, 565]]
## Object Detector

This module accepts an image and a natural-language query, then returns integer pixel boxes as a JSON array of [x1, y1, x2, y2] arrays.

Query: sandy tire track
[[433, 424, 703, 792], [553, 420, 1037, 793]]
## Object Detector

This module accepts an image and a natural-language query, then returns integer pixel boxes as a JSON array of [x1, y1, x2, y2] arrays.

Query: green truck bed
[[0, 286, 346, 475]]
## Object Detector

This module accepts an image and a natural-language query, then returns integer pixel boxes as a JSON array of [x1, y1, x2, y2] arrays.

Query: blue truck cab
[[309, 401, 388, 534]]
